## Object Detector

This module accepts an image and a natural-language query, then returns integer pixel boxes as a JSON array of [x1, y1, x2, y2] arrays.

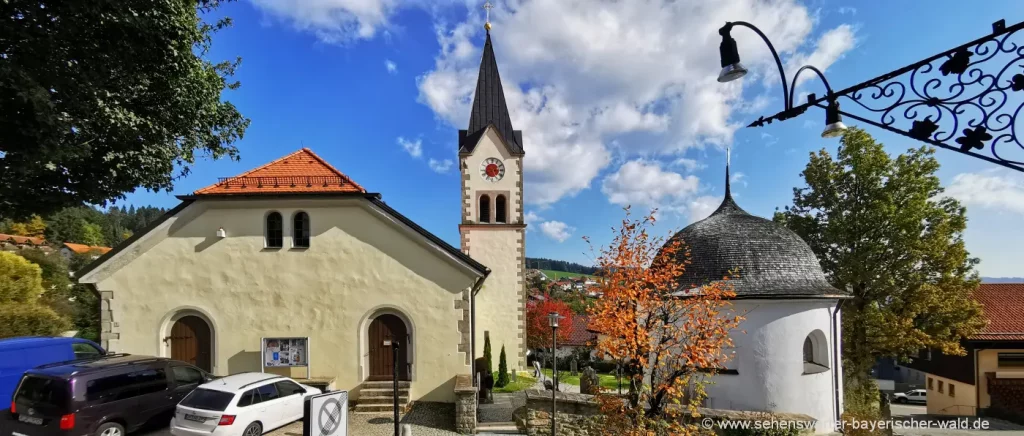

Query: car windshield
[[180, 388, 235, 411], [15, 375, 70, 414]]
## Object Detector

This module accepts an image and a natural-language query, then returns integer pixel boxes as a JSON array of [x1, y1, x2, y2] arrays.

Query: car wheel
[[243, 422, 263, 436], [896, 398, 907, 404], [95, 422, 125, 436]]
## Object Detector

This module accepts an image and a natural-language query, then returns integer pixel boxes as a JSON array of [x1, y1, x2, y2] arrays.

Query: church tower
[[459, 24, 527, 370]]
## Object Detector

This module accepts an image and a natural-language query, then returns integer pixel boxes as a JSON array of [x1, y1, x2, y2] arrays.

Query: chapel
[[664, 164, 851, 433]]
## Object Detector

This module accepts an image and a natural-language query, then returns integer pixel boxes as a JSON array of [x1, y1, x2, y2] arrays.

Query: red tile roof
[[563, 315, 598, 347], [193, 148, 366, 196], [971, 284, 1024, 341], [0, 233, 45, 246], [63, 242, 112, 255]]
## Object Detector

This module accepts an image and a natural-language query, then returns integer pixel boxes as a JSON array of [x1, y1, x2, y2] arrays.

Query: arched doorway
[[367, 314, 409, 381], [168, 316, 212, 372]]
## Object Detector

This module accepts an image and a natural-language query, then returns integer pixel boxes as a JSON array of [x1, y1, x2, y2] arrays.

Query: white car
[[893, 389, 927, 404], [169, 373, 323, 436]]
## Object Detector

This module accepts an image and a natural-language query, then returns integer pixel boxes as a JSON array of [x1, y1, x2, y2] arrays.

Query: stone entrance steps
[[476, 423, 523, 434], [355, 380, 410, 414]]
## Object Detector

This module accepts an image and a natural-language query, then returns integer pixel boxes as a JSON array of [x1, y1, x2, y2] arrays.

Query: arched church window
[[495, 195, 507, 223], [265, 212, 283, 248], [293, 211, 310, 248], [479, 195, 491, 223], [803, 330, 829, 374]]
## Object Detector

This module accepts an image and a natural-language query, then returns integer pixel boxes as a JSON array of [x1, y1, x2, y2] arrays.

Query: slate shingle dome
[[665, 171, 846, 299]]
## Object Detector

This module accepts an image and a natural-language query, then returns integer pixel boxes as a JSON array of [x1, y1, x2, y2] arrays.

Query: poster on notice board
[[263, 337, 309, 367]]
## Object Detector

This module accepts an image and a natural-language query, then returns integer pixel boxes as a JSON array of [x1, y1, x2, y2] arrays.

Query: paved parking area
[[888, 403, 1024, 435]]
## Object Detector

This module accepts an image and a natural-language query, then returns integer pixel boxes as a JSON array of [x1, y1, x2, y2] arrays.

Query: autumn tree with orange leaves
[[586, 207, 743, 435]]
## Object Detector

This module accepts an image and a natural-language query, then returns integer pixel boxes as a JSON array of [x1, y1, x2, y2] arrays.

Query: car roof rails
[[238, 373, 286, 389], [33, 353, 134, 370]]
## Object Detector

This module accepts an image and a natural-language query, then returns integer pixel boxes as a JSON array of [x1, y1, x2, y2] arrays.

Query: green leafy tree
[[7, 215, 47, 237], [774, 128, 985, 408], [80, 222, 105, 247], [496, 345, 510, 388], [483, 333, 493, 375], [0, 252, 70, 337], [45, 207, 105, 244], [0, 0, 250, 218]]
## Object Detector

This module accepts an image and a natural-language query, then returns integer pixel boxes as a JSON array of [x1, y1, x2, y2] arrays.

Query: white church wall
[[82, 197, 479, 403], [703, 299, 843, 433]]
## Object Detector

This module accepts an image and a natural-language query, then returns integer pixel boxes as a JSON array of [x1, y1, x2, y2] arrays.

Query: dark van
[[0, 337, 106, 409], [7, 354, 212, 436]]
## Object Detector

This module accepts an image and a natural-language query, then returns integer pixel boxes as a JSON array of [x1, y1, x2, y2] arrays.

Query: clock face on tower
[[480, 158, 505, 182]]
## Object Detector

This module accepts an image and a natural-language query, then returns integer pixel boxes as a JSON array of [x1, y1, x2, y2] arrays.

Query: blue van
[[0, 337, 105, 409]]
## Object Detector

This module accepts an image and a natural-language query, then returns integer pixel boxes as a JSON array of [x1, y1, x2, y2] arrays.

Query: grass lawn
[[540, 369, 624, 391], [492, 371, 537, 393], [540, 269, 594, 280]]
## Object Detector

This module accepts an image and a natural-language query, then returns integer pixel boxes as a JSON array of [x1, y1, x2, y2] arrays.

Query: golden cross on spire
[[483, 1, 493, 31]]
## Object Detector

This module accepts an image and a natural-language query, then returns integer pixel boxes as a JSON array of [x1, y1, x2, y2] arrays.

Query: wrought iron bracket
[[749, 19, 1024, 172]]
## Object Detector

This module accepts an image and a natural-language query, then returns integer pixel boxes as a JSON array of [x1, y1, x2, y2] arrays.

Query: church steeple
[[459, 24, 523, 155]]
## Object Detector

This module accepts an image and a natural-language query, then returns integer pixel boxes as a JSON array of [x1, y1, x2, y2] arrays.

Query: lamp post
[[716, 18, 1024, 173], [548, 311, 562, 435], [393, 340, 400, 436], [717, 21, 847, 139]]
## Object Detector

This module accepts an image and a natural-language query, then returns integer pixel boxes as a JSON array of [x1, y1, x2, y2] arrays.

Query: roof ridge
[[193, 149, 309, 194], [300, 148, 366, 192], [193, 148, 366, 195]]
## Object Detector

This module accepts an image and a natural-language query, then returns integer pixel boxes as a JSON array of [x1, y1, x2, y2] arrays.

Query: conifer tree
[[496, 345, 510, 388]]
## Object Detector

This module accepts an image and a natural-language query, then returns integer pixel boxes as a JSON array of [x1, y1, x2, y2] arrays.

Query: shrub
[[484, 334, 493, 374], [496, 345, 510, 387], [0, 304, 70, 338], [0, 252, 70, 338]]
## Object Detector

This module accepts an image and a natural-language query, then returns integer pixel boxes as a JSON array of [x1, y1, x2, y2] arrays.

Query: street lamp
[[716, 21, 847, 138], [548, 311, 563, 435]]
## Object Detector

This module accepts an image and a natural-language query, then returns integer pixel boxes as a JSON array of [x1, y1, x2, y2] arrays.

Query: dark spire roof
[[459, 31, 523, 155], [663, 162, 847, 300]]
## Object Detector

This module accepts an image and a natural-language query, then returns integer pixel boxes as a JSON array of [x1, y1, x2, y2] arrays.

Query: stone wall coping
[[525, 389, 599, 406], [454, 374, 477, 393]]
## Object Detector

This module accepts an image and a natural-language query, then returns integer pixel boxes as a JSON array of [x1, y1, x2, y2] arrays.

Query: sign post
[[261, 337, 311, 379], [303, 391, 348, 436]]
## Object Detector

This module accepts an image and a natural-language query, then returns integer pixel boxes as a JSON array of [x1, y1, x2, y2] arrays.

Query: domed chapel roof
[[664, 164, 848, 300]]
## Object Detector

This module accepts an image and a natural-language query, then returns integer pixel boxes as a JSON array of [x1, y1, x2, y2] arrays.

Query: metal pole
[[551, 325, 557, 435], [393, 341, 400, 436]]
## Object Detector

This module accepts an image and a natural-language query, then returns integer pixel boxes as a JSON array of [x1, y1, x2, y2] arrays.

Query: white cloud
[[539, 220, 575, 243], [248, 0, 400, 43], [730, 171, 747, 187], [601, 160, 700, 213], [428, 158, 452, 173], [671, 157, 706, 172], [397, 136, 422, 158], [250, 0, 856, 207], [945, 170, 1024, 215], [385, 59, 398, 74], [524, 210, 542, 227], [786, 24, 857, 88], [838, 6, 857, 15], [687, 195, 721, 223]]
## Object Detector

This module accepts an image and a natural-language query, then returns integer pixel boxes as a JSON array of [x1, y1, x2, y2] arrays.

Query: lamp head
[[821, 99, 848, 138], [547, 311, 561, 328], [718, 24, 747, 83]]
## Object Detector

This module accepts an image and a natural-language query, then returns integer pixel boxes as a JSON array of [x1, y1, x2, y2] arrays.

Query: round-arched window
[[803, 329, 829, 374]]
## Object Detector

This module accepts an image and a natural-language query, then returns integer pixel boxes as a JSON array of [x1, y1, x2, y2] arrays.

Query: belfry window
[[478, 195, 491, 223], [265, 212, 283, 248], [495, 195, 507, 223]]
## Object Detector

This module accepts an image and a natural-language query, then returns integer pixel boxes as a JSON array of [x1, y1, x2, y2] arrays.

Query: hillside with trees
[[525, 257, 596, 275], [1, 205, 168, 248]]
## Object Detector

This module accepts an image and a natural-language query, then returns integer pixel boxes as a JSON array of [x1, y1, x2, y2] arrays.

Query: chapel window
[[802, 330, 829, 375], [266, 212, 283, 248], [495, 195, 507, 223], [293, 212, 310, 248], [478, 195, 491, 223]]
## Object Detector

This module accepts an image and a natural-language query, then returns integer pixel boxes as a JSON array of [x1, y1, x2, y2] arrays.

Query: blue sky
[[125, 0, 1024, 277]]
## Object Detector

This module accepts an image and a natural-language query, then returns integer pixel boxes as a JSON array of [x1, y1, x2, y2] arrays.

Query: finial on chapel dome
[[483, 1, 493, 32], [725, 144, 732, 200]]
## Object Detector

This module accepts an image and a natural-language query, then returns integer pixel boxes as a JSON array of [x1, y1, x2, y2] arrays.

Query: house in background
[[61, 242, 112, 260], [0, 233, 48, 252], [903, 283, 1024, 418]]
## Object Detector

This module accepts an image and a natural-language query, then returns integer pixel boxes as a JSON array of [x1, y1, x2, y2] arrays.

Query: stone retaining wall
[[454, 374, 477, 434], [516, 390, 604, 436]]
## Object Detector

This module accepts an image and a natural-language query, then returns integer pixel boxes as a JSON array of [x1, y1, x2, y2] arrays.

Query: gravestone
[[511, 370, 517, 382], [580, 366, 600, 394], [570, 359, 578, 376]]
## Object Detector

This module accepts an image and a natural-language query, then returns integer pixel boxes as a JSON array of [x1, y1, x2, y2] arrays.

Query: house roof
[[971, 284, 1024, 341], [563, 315, 597, 347], [663, 166, 848, 300], [193, 148, 366, 196], [459, 31, 523, 156], [63, 242, 112, 255], [0, 233, 45, 245]]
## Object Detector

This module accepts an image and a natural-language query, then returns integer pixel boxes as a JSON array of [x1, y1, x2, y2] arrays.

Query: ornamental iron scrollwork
[[750, 19, 1024, 172]]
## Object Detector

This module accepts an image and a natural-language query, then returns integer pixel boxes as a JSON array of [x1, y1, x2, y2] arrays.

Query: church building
[[77, 28, 526, 406]]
